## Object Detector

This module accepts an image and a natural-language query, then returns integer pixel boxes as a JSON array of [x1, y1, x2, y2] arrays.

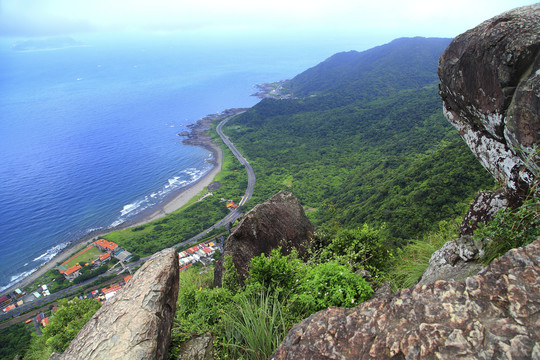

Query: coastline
[[1, 112, 231, 296]]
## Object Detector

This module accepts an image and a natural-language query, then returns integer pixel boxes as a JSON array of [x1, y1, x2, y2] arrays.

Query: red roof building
[[94, 239, 119, 253], [41, 317, 50, 327], [102, 284, 122, 295], [64, 264, 82, 280], [186, 246, 199, 254], [99, 253, 111, 262]]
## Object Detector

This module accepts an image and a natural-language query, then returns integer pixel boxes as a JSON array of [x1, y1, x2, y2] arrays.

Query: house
[[202, 247, 215, 256], [0, 295, 10, 307], [98, 252, 111, 263], [226, 201, 238, 209], [94, 239, 119, 253], [186, 246, 199, 255], [64, 264, 82, 280], [41, 317, 49, 327], [2, 304, 15, 313]]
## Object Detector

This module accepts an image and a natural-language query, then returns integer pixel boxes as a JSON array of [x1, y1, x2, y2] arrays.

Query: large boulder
[[438, 4, 539, 193], [272, 238, 540, 359], [50, 248, 179, 360], [214, 191, 314, 287], [420, 4, 540, 284]]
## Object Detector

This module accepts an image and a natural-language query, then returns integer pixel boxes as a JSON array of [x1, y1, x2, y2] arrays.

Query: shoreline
[[1, 111, 232, 296]]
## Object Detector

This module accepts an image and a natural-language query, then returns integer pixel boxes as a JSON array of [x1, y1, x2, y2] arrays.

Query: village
[[1, 235, 221, 335]]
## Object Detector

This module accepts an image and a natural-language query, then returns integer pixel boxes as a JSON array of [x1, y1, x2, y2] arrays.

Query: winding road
[[0, 113, 254, 323]]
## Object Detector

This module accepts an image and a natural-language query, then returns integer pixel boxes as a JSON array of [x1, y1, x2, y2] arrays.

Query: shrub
[[220, 290, 287, 360], [474, 193, 539, 264], [389, 219, 459, 289]]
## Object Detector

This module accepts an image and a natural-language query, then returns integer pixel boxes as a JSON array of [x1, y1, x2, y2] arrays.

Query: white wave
[[32, 242, 69, 263], [0, 268, 39, 293], [85, 227, 103, 234], [110, 166, 211, 228], [109, 218, 125, 228], [120, 199, 146, 216]]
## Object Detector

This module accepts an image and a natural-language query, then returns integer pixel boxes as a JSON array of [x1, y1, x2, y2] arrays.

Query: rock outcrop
[[214, 191, 314, 287], [272, 238, 540, 359], [419, 4, 540, 285], [50, 248, 179, 360], [438, 4, 539, 193]]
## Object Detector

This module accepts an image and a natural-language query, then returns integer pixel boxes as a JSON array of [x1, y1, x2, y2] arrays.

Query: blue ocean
[[0, 32, 377, 292]]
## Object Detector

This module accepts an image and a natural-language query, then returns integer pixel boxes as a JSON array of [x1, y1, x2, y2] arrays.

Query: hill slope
[[224, 37, 493, 244]]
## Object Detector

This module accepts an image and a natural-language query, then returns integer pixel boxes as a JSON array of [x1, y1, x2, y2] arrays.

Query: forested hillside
[[225, 37, 494, 244]]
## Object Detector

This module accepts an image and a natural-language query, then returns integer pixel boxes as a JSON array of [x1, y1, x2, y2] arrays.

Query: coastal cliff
[[272, 5, 540, 359]]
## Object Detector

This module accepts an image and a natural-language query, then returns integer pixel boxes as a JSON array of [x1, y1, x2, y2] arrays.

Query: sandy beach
[[3, 142, 223, 295]]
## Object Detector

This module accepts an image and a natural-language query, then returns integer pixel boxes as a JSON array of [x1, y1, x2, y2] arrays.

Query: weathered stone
[[177, 334, 214, 360], [271, 239, 540, 359], [214, 191, 314, 287], [50, 248, 179, 360], [459, 189, 510, 236], [417, 235, 485, 286], [373, 281, 393, 299], [438, 4, 540, 192]]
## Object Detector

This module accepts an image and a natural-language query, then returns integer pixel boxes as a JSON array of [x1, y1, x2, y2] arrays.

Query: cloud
[[0, 0, 536, 38]]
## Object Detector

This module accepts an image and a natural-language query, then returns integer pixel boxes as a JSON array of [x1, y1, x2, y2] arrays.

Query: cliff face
[[50, 248, 179, 360], [214, 191, 314, 287], [438, 4, 539, 193]]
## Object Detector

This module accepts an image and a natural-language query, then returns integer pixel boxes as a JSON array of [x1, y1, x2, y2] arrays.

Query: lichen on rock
[[438, 4, 540, 192]]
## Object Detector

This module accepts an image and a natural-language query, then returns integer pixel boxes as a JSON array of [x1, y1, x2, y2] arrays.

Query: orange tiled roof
[[124, 275, 132, 283], [94, 238, 118, 251], [64, 264, 82, 275], [99, 253, 111, 261], [102, 284, 122, 295]]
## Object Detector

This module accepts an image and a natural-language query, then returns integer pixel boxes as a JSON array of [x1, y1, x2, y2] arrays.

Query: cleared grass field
[[63, 246, 103, 268]]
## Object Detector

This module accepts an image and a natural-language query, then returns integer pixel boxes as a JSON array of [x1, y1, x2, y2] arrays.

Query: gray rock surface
[[176, 334, 213, 360], [272, 238, 540, 360], [438, 4, 540, 192], [214, 191, 314, 287], [50, 248, 179, 360], [417, 235, 485, 286]]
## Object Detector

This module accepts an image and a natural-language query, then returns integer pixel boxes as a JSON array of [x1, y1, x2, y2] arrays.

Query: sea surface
[[0, 31, 378, 292]]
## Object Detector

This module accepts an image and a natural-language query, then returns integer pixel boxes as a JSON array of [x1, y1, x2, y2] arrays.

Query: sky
[[0, 0, 537, 40]]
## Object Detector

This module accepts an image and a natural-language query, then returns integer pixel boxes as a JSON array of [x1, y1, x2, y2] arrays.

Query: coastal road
[[216, 115, 256, 208], [1, 113, 254, 323]]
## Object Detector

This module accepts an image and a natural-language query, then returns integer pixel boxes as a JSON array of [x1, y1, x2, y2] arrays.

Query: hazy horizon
[[1, 0, 536, 43]]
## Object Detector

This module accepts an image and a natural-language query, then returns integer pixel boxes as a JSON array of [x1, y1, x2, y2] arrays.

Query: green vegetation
[[0, 322, 33, 360], [63, 246, 102, 268], [220, 290, 287, 360], [25, 298, 101, 359], [220, 38, 492, 246], [474, 191, 539, 265], [169, 246, 375, 358], [389, 219, 460, 289]]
